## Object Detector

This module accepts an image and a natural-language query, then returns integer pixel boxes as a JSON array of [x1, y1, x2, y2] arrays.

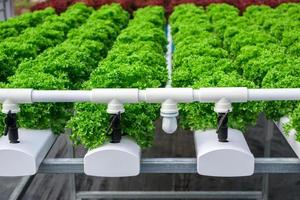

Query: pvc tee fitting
[[161, 99, 179, 134]]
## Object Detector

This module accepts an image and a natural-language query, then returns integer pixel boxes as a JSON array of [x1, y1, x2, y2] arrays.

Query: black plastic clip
[[216, 112, 229, 143], [107, 112, 122, 143], [3, 110, 19, 144]]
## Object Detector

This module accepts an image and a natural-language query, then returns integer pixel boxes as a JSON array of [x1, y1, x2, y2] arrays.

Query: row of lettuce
[[0, 3, 92, 82], [1, 3, 299, 147], [170, 3, 300, 139], [0, 5, 168, 149], [67, 6, 168, 148], [0, 4, 130, 138], [0, 8, 55, 40]]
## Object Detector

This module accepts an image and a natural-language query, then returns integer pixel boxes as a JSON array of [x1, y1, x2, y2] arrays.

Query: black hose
[[107, 112, 122, 143], [216, 112, 228, 143], [4, 110, 19, 144]]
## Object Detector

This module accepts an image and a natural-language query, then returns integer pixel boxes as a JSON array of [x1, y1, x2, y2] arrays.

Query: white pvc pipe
[[2, 88, 300, 104], [195, 88, 248, 103], [92, 89, 139, 103], [32, 90, 91, 102], [248, 89, 300, 101], [141, 88, 194, 103]]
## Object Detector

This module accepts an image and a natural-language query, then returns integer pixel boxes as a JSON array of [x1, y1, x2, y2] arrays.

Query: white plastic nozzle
[[162, 117, 177, 134], [107, 99, 125, 114], [161, 99, 178, 134], [2, 100, 20, 114], [214, 98, 232, 113]]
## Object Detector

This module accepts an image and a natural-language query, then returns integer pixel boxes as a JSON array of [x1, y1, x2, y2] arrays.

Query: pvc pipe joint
[[160, 99, 179, 134], [0, 89, 33, 104], [107, 99, 125, 114], [2, 100, 20, 114], [214, 98, 232, 113], [160, 99, 178, 116]]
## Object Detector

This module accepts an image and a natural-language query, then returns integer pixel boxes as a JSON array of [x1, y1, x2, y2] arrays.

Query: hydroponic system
[[0, 0, 300, 199]]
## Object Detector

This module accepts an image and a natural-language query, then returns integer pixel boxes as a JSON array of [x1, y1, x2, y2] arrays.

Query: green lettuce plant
[[68, 6, 168, 149], [171, 4, 264, 132], [0, 3, 93, 82], [0, 8, 55, 40], [0, 4, 130, 135]]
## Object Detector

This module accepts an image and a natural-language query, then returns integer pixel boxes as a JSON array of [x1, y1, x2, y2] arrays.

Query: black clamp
[[216, 112, 229, 143], [107, 112, 122, 143], [3, 110, 19, 144]]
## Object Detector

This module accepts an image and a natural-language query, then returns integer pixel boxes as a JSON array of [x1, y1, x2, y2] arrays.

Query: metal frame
[[8, 176, 35, 200], [75, 191, 263, 200], [262, 120, 274, 200], [37, 157, 300, 174]]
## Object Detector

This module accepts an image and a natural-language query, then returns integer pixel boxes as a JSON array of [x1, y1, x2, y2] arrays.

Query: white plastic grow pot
[[277, 117, 300, 158], [194, 128, 254, 177], [84, 136, 141, 177], [0, 128, 55, 177]]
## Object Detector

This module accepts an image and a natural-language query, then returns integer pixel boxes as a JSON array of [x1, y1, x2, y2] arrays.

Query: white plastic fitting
[[84, 136, 141, 177], [195, 87, 248, 103], [161, 99, 178, 134], [0, 89, 32, 114], [162, 117, 177, 134], [107, 99, 125, 114], [194, 129, 254, 177], [2, 100, 20, 114], [0, 89, 33, 104], [214, 98, 232, 113]]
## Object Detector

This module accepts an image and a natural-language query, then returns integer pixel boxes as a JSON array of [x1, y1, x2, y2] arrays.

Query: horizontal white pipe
[[195, 88, 248, 103], [92, 89, 139, 103], [32, 90, 91, 102], [248, 89, 300, 101], [141, 88, 194, 103], [2, 88, 300, 104]]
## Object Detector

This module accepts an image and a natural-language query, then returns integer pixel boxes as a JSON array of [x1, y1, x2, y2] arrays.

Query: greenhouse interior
[[0, 0, 300, 199]]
